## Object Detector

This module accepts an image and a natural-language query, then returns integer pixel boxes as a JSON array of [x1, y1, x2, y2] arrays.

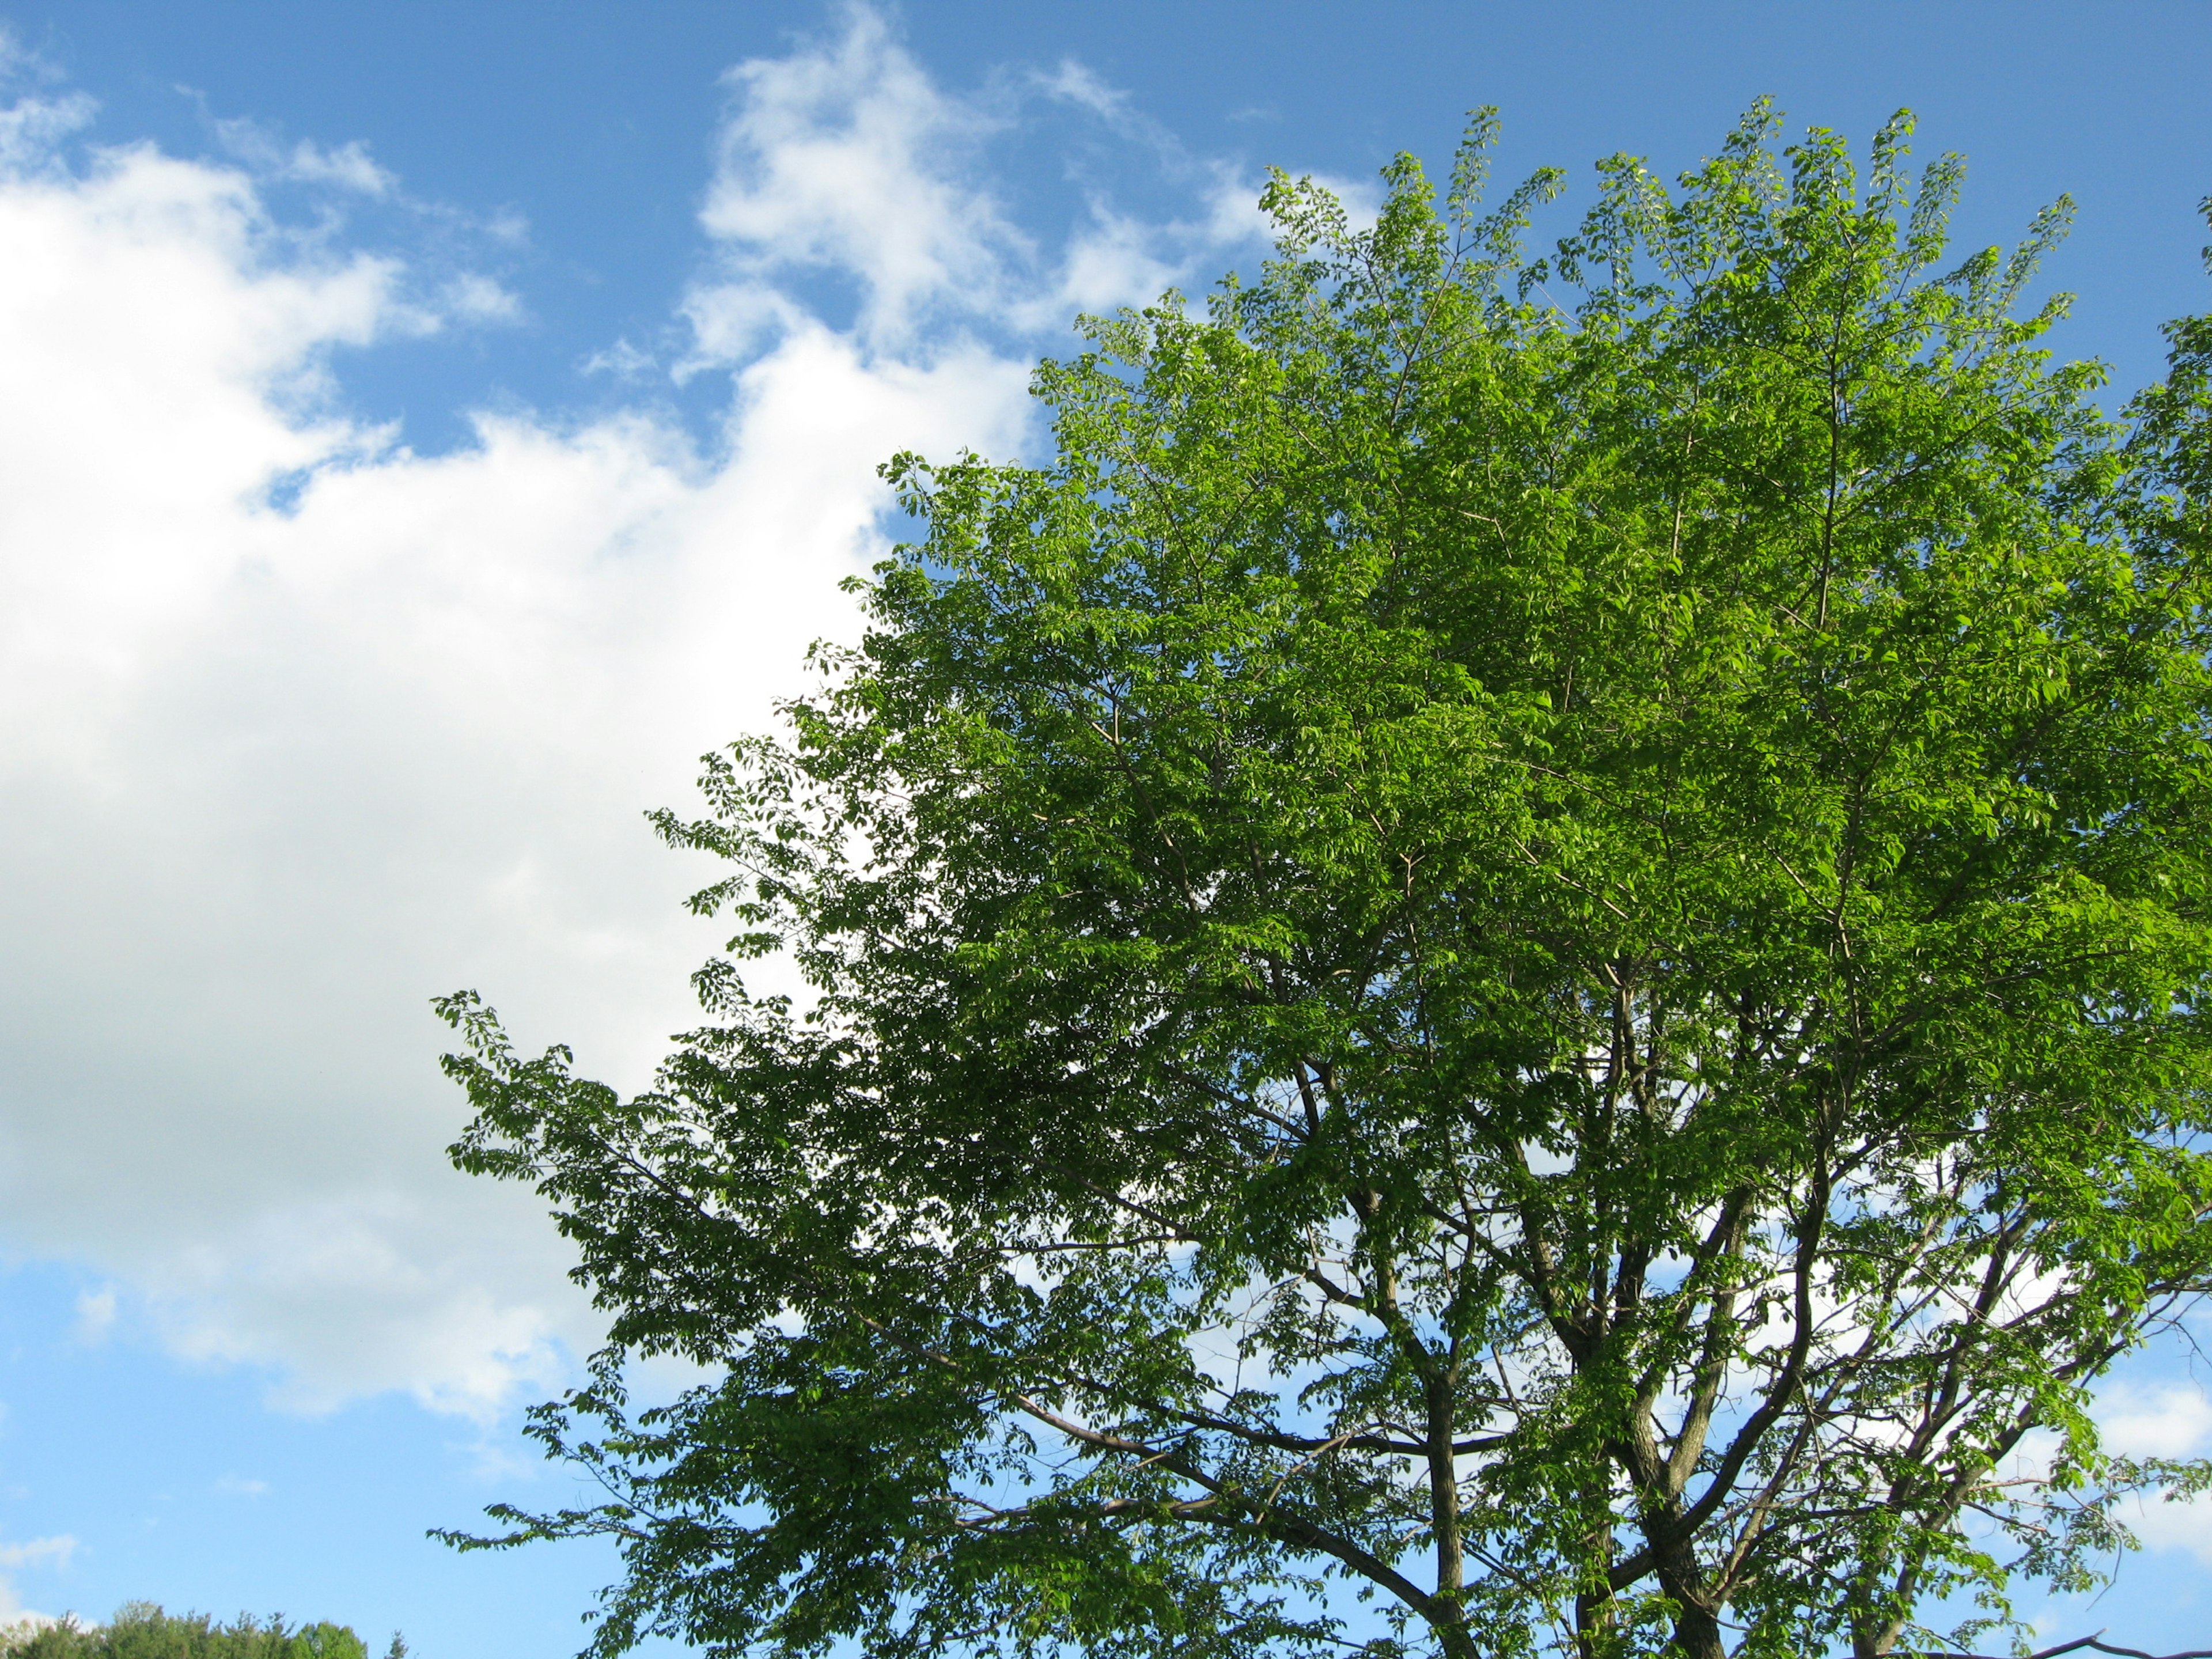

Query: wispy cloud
[[71, 1288, 116, 1344], [210, 118, 398, 198], [685, 3, 1287, 366], [0, 1535, 76, 1630], [0, 28, 94, 175], [578, 336, 657, 381], [0, 1539, 74, 1572], [690, 2, 1028, 355], [1031, 58, 1129, 122]]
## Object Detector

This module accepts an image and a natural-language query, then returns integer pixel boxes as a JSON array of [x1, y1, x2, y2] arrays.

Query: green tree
[[437, 107, 2212, 1659], [0, 1603, 372, 1659]]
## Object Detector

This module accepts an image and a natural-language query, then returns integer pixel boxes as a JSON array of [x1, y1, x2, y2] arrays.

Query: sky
[[0, 2, 2208, 1654]]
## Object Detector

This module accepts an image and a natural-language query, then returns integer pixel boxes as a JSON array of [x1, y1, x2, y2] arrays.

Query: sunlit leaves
[[440, 113, 2212, 1659]]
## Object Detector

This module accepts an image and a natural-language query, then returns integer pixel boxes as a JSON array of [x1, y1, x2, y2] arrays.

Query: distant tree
[[438, 107, 2212, 1659], [0, 1603, 371, 1658]]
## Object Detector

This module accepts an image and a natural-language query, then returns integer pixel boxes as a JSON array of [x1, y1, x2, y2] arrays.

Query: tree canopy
[[0, 1603, 384, 1659], [437, 105, 2212, 1659]]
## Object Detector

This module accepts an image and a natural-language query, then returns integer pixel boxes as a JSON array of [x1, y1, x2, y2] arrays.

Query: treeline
[[0, 1604, 400, 1658]]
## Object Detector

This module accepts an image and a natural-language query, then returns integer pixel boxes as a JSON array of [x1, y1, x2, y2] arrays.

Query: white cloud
[[2094, 1380, 2212, 1567], [71, 1288, 116, 1344], [0, 1539, 74, 1572], [0, 15, 1041, 1420], [0, 29, 93, 176], [190, 93, 526, 331], [2100, 1381, 2212, 1459], [579, 336, 656, 380], [0, 1535, 75, 1630], [1013, 204, 1171, 324], [0, 5, 1308, 1420], [0, 81, 90, 174], [278, 138, 395, 198], [211, 118, 397, 198], [688, 4, 1280, 363], [438, 270, 521, 324], [0, 158, 1030, 1410], [695, 2, 1025, 351], [2129, 1490, 2212, 1567], [1033, 59, 1127, 122]]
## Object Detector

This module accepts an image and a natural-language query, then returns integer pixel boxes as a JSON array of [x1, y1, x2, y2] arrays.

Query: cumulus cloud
[[0, 7, 1286, 1416], [0, 35, 1023, 1419]]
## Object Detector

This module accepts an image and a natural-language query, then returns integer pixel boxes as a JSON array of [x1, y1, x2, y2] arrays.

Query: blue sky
[[0, 3, 2208, 1655]]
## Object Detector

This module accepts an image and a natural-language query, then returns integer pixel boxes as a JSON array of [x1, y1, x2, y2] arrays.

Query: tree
[[0, 1603, 375, 1659], [436, 106, 2212, 1659]]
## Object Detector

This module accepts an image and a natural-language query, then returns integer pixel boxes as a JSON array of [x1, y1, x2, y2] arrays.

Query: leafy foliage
[[0, 1603, 382, 1659], [437, 106, 2212, 1659]]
